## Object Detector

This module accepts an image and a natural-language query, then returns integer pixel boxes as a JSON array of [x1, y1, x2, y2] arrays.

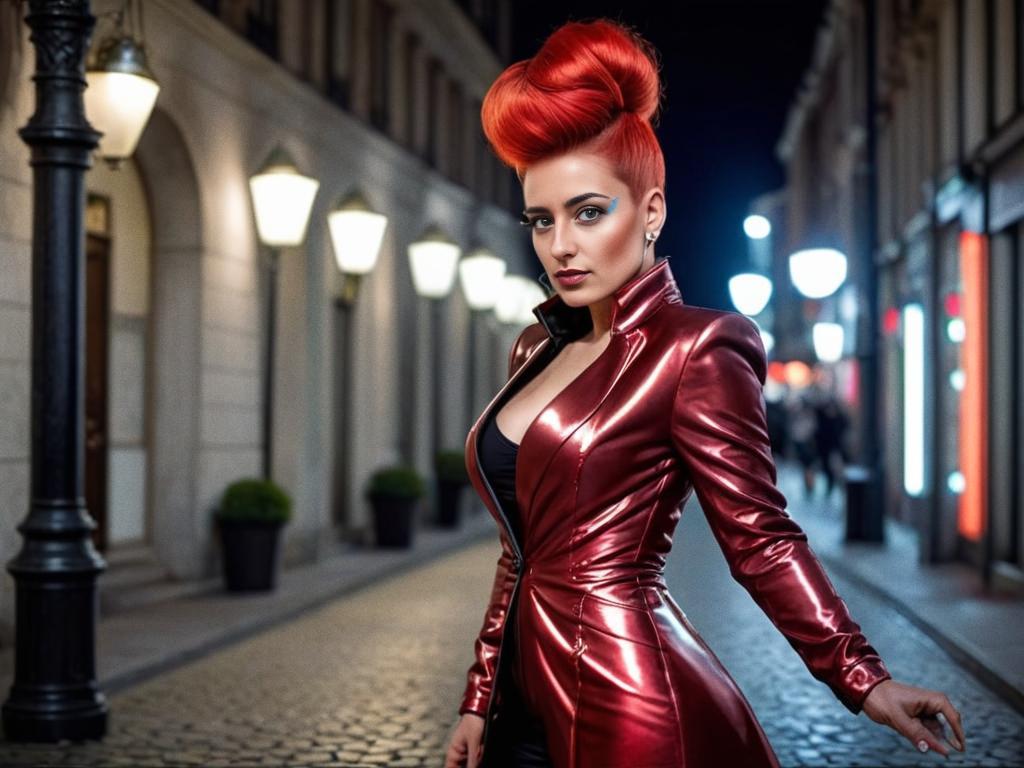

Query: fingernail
[[952, 736, 962, 750], [917, 739, 929, 753]]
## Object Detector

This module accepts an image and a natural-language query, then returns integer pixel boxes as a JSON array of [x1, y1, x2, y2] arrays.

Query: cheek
[[590, 218, 639, 267]]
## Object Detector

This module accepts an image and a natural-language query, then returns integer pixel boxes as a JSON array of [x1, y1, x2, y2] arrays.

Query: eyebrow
[[522, 192, 612, 215]]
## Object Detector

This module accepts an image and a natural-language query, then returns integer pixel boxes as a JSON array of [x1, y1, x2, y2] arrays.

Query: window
[[369, 0, 393, 132], [246, 0, 279, 59], [448, 80, 464, 185], [326, 0, 354, 108], [426, 58, 441, 168], [404, 31, 419, 149]]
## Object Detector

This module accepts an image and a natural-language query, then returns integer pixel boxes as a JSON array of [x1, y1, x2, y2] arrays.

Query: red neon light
[[883, 306, 900, 335], [944, 291, 961, 317], [958, 232, 987, 543]]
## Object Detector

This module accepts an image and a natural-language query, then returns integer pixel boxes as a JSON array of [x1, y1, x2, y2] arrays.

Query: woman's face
[[521, 149, 665, 308]]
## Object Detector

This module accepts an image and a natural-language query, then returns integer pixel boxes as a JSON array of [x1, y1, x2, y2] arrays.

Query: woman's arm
[[458, 326, 538, 717], [669, 311, 892, 714], [459, 538, 519, 717]]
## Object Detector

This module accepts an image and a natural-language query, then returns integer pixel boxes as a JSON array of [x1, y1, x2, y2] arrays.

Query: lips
[[555, 269, 588, 276]]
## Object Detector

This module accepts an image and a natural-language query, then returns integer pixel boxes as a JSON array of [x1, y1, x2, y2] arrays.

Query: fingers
[[938, 694, 966, 751], [894, 692, 966, 757], [444, 740, 465, 768], [895, 711, 949, 758]]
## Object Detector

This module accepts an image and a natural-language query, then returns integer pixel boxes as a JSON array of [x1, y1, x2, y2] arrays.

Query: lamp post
[[249, 147, 319, 480], [408, 226, 461, 520], [3, 0, 108, 742], [327, 191, 386, 537]]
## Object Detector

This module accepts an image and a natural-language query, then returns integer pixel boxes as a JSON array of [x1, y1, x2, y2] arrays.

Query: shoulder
[[662, 303, 767, 384], [507, 322, 549, 378]]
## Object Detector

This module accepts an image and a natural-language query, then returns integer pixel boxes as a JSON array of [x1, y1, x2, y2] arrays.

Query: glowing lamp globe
[[328, 191, 387, 275], [409, 225, 461, 299], [812, 322, 844, 363], [728, 273, 773, 316], [459, 249, 506, 310], [85, 36, 160, 166], [789, 248, 848, 299], [249, 147, 319, 247]]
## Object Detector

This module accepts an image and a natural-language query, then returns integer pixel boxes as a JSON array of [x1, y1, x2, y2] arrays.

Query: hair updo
[[481, 18, 666, 203]]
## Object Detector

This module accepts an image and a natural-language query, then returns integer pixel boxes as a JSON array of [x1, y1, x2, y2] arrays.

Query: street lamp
[[409, 225, 461, 297], [409, 225, 461, 521], [459, 247, 506, 438], [494, 275, 538, 324], [812, 321, 844, 363], [249, 147, 319, 480], [743, 214, 772, 240], [728, 272, 773, 316], [84, 32, 159, 167], [458, 247, 506, 310], [789, 247, 848, 299], [326, 190, 386, 538]]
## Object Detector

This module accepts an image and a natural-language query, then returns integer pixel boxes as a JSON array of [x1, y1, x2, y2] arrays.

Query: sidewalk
[[0, 505, 497, 697], [775, 461, 1024, 714]]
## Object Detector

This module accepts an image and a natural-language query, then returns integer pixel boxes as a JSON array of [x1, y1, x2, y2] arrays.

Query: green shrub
[[365, 465, 425, 501], [435, 449, 469, 483], [214, 477, 292, 524]]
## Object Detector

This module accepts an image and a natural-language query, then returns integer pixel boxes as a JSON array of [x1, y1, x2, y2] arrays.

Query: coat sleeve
[[669, 311, 892, 714], [458, 326, 536, 718]]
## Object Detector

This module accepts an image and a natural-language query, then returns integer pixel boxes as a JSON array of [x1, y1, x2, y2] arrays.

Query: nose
[[549, 218, 578, 260]]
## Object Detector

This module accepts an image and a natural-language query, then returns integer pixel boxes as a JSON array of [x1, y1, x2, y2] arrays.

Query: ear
[[640, 186, 666, 236]]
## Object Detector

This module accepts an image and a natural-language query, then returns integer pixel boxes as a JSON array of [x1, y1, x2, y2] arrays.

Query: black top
[[478, 413, 522, 548]]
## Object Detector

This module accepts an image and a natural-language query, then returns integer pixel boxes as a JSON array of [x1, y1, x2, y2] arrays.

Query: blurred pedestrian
[[788, 392, 819, 498], [814, 394, 850, 499]]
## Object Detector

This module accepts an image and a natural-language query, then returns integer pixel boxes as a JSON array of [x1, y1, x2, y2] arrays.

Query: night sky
[[507, 0, 828, 310]]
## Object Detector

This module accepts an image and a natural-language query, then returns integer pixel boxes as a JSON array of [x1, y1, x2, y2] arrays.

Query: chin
[[556, 289, 593, 307]]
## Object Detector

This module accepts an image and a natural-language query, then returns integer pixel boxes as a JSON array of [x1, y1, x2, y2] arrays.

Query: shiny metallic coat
[[459, 256, 892, 767]]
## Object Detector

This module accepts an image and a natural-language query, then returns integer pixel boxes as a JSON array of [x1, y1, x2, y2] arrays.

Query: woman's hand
[[444, 712, 486, 768], [861, 679, 966, 758]]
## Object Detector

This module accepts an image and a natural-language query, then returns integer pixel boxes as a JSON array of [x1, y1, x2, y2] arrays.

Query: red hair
[[481, 18, 666, 202]]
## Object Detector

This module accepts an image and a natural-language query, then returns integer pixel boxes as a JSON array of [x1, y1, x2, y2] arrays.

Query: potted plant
[[434, 448, 470, 528], [214, 477, 292, 591], [365, 465, 425, 548]]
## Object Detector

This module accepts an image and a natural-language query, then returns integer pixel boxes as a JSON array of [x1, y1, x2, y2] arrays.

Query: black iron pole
[[846, 0, 885, 542], [2, 0, 109, 742], [262, 246, 279, 480], [432, 297, 442, 521]]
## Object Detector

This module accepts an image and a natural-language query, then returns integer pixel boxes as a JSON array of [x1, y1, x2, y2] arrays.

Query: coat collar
[[531, 255, 681, 346]]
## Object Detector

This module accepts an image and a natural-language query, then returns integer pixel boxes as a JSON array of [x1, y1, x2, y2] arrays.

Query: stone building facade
[[0, 0, 528, 644], [775, 0, 1024, 590]]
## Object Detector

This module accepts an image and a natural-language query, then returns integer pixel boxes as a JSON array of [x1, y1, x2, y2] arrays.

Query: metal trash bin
[[844, 464, 885, 543]]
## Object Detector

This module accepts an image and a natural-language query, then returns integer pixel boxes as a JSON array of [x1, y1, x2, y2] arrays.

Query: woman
[[444, 18, 965, 768]]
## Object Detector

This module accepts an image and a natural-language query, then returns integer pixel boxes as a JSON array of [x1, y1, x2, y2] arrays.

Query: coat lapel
[[465, 255, 682, 552]]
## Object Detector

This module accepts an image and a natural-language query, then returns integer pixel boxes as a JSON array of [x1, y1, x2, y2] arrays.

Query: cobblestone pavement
[[0, 496, 1020, 767]]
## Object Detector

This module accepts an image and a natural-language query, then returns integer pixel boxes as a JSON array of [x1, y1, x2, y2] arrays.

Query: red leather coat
[[459, 256, 892, 767]]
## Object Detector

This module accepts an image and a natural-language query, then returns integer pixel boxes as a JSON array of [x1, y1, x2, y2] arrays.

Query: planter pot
[[369, 494, 418, 547], [436, 479, 466, 528], [217, 517, 285, 591]]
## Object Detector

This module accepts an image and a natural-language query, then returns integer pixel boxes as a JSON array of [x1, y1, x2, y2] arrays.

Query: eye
[[520, 215, 554, 230], [519, 206, 606, 231]]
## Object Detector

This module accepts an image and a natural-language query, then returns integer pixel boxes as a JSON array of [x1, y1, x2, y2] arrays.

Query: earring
[[537, 270, 553, 292], [646, 231, 659, 242]]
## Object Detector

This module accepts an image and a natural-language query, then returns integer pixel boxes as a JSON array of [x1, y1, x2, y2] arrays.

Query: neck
[[586, 249, 657, 340]]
